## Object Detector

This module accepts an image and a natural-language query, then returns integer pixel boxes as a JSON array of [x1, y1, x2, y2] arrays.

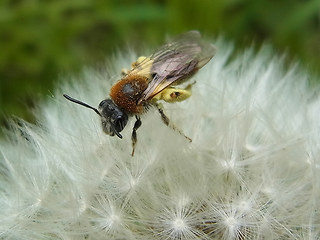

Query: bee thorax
[[110, 75, 148, 114]]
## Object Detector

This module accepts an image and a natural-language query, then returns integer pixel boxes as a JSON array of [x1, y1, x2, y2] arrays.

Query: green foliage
[[0, 0, 319, 127]]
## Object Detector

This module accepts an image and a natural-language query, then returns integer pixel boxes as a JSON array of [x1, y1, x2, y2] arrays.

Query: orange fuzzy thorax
[[110, 75, 149, 114]]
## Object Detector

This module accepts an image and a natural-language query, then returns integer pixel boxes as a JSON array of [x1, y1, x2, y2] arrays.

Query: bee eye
[[99, 100, 107, 108]]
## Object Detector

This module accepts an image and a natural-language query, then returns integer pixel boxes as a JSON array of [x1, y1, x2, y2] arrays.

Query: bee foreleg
[[156, 103, 192, 142], [131, 115, 142, 156], [121, 56, 149, 76], [132, 56, 148, 68], [121, 68, 129, 76]]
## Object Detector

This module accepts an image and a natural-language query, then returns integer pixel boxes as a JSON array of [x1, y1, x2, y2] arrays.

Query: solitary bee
[[64, 31, 215, 156]]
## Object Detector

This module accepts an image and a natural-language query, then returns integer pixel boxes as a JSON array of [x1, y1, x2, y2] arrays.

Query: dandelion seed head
[[157, 207, 195, 240], [1, 38, 320, 239], [172, 217, 187, 231], [105, 213, 121, 229], [220, 159, 235, 171], [224, 216, 239, 231]]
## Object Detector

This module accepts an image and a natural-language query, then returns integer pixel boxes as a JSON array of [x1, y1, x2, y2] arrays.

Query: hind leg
[[155, 103, 192, 142], [131, 115, 142, 156]]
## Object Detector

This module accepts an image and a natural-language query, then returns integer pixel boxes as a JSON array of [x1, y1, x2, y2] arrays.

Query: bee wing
[[135, 31, 216, 103]]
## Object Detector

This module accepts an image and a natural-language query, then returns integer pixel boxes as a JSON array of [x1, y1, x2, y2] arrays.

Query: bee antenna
[[63, 94, 101, 117]]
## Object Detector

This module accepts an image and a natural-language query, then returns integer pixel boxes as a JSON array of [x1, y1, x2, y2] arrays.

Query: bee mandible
[[63, 31, 216, 156]]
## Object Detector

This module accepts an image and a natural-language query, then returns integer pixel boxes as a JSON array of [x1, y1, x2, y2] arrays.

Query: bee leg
[[121, 68, 129, 76], [156, 103, 192, 142], [159, 84, 193, 103], [121, 56, 149, 77], [131, 56, 148, 68], [131, 115, 142, 156]]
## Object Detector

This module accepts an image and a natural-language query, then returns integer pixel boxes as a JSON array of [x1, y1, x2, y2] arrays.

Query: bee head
[[98, 99, 128, 138], [63, 94, 128, 139]]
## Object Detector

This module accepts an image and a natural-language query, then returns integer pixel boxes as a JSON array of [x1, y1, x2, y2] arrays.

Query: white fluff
[[1, 39, 320, 240]]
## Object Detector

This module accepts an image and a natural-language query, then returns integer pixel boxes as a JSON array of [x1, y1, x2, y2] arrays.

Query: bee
[[63, 31, 215, 156]]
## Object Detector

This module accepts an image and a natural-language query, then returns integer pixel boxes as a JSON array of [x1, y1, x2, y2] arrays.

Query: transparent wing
[[130, 31, 216, 103]]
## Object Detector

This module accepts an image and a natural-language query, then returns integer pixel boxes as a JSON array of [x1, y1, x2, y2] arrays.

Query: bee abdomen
[[110, 75, 148, 114]]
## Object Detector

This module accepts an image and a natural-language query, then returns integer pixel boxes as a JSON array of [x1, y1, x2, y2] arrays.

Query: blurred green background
[[1, 0, 319, 129]]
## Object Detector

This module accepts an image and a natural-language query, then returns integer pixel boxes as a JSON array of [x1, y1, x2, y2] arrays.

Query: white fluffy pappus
[[1, 39, 320, 240]]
